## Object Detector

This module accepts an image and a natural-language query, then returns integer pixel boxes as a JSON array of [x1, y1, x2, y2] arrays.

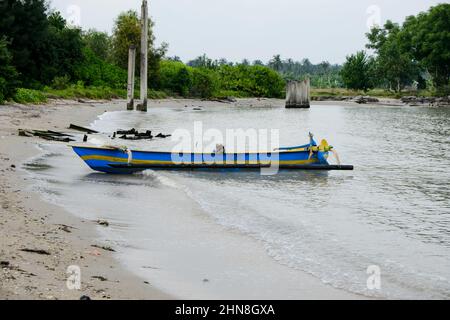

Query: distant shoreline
[[3, 91, 449, 109]]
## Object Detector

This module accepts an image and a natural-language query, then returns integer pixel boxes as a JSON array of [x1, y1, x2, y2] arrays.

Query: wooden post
[[285, 79, 311, 108], [127, 46, 136, 110], [137, 0, 148, 112]]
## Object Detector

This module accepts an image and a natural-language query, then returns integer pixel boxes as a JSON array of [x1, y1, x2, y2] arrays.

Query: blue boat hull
[[71, 145, 330, 174]]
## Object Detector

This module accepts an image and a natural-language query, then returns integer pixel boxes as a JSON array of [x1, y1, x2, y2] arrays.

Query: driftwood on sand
[[114, 128, 171, 140], [18, 129, 76, 142], [69, 124, 99, 134]]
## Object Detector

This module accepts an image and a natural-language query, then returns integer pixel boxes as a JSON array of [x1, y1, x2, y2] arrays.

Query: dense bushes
[[44, 83, 125, 100], [217, 65, 284, 97], [13, 88, 47, 104], [159, 60, 285, 98], [159, 60, 192, 96], [0, 38, 19, 103], [74, 48, 127, 88], [159, 61, 218, 98], [340, 51, 376, 92], [190, 68, 218, 98]]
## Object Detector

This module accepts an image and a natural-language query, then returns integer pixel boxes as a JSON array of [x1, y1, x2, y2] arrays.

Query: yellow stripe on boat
[[72, 144, 309, 154], [81, 155, 318, 165]]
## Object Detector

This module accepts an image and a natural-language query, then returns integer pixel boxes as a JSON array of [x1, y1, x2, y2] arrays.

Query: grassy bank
[[5, 86, 439, 105], [311, 88, 436, 99], [7, 85, 168, 104]]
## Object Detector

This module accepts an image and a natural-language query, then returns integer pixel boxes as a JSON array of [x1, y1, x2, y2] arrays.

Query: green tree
[[187, 54, 218, 69], [190, 68, 218, 98], [40, 12, 84, 84], [74, 47, 127, 88], [111, 10, 166, 89], [148, 42, 168, 89], [367, 21, 419, 92], [0, 0, 49, 86], [0, 38, 19, 103], [159, 60, 192, 96], [0, 2, 84, 86], [268, 54, 283, 72], [340, 51, 375, 91], [111, 10, 142, 69], [83, 30, 112, 61], [175, 67, 192, 96], [402, 4, 450, 89]]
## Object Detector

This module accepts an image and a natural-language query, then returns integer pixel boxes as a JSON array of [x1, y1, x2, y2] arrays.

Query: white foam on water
[[140, 170, 181, 189], [165, 172, 450, 299]]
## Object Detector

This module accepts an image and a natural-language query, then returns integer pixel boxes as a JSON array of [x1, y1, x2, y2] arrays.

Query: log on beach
[[69, 124, 99, 134], [114, 129, 171, 140], [18, 129, 76, 142], [117, 129, 153, 140]]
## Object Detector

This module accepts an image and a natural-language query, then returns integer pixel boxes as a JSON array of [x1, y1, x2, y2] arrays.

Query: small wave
[[140, 170, 182, 190]]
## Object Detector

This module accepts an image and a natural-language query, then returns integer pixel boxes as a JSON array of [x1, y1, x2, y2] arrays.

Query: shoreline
[[1, 98, 367, 300], [0, 99, 171, 299], [5, 91, 449, 110]]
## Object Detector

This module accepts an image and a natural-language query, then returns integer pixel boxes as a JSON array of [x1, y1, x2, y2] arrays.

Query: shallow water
[[25, 103, 450, 299]]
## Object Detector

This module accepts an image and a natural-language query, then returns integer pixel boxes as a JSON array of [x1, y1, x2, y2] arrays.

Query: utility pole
[[126, 46, 136, 110], [137, 0, 148, 112]]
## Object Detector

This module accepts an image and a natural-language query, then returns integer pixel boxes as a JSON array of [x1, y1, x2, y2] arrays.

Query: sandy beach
[[0, 99, 173, 299], [1, 98, 375, 300]]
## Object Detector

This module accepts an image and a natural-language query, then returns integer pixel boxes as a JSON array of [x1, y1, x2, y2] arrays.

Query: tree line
[[181, 54, 343, 89], [1, 1, 448, 104], [341, 4, 449, 95], [0, 0, 286, 103]]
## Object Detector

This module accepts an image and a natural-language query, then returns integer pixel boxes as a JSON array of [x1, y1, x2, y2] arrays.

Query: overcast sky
[[50, 0, 445, 64]]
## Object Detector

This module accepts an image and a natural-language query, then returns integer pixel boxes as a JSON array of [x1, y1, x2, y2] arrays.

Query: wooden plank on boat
[[69, 124, 99, 134], [108, 163, 354, 171]]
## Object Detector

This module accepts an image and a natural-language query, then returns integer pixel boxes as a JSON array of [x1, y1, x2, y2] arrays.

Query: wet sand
[[0, 99, 172, 299], [0, 98, 364, 300]]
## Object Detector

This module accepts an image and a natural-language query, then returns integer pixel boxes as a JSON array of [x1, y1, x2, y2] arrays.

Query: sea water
[[24, 102, 450, 299]]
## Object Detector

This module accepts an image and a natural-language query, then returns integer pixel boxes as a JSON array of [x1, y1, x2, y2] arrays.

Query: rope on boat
[[125, 148, 133, 164], [100, 145, 133, 164], [330, 149, 341, 166]]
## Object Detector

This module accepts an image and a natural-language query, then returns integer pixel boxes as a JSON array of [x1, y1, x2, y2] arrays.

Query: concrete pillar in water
[[126, 46, 136, 110], [137, 0, 148, 112], [285, 79, 311, 108]]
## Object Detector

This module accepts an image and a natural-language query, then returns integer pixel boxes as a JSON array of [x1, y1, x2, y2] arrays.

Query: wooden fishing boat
[[71, 134, 353, 174]]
